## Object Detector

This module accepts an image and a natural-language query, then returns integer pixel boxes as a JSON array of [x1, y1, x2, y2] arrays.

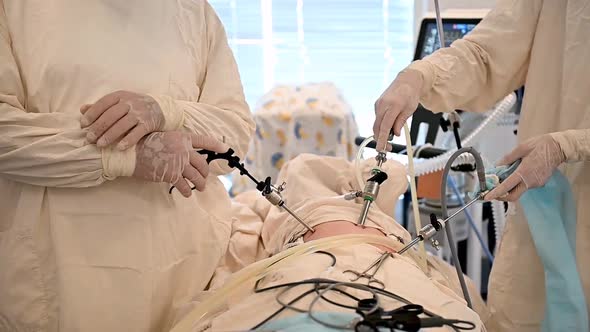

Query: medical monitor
[[414, 18, 481, 60]]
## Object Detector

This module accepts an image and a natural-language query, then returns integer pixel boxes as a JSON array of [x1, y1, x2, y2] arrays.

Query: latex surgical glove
[[485, 134, 566, 202], [373, 69, 423, 151], [133, 131, 227, 197], [81, 91, 165, 150]]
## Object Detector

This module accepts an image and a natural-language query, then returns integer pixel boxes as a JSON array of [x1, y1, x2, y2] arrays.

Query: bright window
[[209, 0, 415, 137]]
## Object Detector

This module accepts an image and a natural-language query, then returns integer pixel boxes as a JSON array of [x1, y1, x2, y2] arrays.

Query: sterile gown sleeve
[[409, 0, 543, 112], [0, 6, 133, 188], [152, 3, 255, 176], [551, 129, 590, 162]]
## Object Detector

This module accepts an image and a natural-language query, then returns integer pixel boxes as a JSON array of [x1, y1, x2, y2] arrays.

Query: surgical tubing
[[491, 200, 506, 255], [412, 93, 516, 177], [355, 136, 375, 190], [170, 234, 405, 332], [448, 177, 494, 262], [403, 124, 427, 270], [441, 147, 487, 309]]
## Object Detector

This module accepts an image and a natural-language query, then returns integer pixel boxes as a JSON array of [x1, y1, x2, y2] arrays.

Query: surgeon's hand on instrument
[[373, 69, 424, 151], [80, 90, 166, 150], [132, 131, 227, 197], [485, 134, 566, 202]]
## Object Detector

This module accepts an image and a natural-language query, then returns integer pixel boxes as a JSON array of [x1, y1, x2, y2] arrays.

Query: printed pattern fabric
[[230, 82, 359, 195]]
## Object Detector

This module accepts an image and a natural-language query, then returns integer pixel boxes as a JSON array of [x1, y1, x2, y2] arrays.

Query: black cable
[[309, 281, 475, 331], [252, 278, 476, 331], [251, 288, 317, 329], [251, 278, 446, 330], [255, 278, 435, 316], [308, 282, 378, 329], [313, 287, 361, 310], [254, 251, 337, 293], [275, 284, 310, 313], [254, 281, 367, 330], [275, 283, 365, 315], [250, 250, 474, 330]]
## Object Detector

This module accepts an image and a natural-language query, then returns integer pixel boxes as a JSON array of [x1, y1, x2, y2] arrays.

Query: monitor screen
[[415, 19, 480, 60]]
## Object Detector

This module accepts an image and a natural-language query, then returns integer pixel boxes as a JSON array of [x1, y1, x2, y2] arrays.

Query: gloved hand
[[373, 69, 423, 151], [132, 131, 227, 197], [80, 91, 165, 150], [485, 134, 566, 202]]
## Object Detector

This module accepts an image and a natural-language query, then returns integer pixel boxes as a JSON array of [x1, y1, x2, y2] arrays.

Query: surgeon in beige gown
[[0, 1, 254, 331], [373, 0, 589, 330]]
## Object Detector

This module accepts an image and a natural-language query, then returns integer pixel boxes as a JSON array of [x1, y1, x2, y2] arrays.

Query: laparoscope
[[169, 148, 315, 233]]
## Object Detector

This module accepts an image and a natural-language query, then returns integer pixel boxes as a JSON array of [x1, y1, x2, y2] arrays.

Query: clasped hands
[[81, 90, 226, 197]]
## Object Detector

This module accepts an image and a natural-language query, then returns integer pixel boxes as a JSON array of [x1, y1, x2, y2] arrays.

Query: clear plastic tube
[[411, 93, 517, 177], [355, 136, 375, 190], [170, 234, 409, 332], [403, 124, 427, 269]]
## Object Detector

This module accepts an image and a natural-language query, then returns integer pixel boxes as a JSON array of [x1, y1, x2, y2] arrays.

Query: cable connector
[[344, 191, 363, 200]]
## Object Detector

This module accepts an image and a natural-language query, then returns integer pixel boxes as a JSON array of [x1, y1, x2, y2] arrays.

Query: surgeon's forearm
[[152, 96, 254, 176], [0, 4, 133, 187], [180, 102, 254, 172], [409, 0, 543, 113], [551, 129, 590, 162], [0, 104, 135, 187]]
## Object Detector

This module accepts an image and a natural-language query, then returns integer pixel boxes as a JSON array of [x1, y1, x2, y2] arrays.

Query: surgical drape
[[0, 1, 254, 331], [407, 0, 590, 330], [229, 82, 359, 196]]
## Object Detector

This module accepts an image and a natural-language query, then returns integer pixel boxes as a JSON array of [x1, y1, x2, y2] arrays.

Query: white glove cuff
[[102, 145, 137, 180], [150, 94, 185, 131]]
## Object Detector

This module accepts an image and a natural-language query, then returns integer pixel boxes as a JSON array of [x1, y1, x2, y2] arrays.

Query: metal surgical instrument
[[351, 190, 486, 294], [357, 151, 389, 226], [169, 148, 314, 233], [397, 192, 485, 255], [343, 254, 387, 289]]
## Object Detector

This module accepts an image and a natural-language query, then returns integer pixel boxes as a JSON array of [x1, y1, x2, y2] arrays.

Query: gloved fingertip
[[81, 117, 90, 127], [218, 142, 230, 153], [386, 142, 393, 152], [375, 141, 384, 152], [80, 104, 91, 114], [502, 193, 518, 202], [495, 160, 509, 167], [117, 141, 128, 150], [86, 132, 96, 142], [97, 138, 106, 147], [483, 190, 498, 201]]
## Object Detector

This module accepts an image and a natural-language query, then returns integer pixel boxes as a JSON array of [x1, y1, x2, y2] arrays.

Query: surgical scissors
[[343, 252, 390, 289]]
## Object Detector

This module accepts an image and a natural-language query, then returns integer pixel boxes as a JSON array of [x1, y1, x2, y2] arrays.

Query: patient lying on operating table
[[187, 154, 488, 331]]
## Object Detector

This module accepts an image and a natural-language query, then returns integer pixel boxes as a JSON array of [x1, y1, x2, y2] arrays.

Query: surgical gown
[[407, 0, 590, 330], [0, 1, 254, 331]]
